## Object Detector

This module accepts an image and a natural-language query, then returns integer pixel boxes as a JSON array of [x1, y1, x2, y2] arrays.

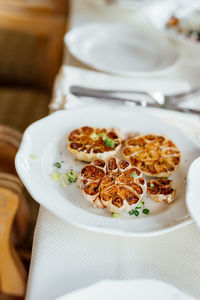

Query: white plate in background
[[65, 23, 179, 77], [15, 105, 200, 237], [87, 0, 149, 11], [148, 0, 200, 49], [57, 279, 197, 300], [186, 157, 200, 230]]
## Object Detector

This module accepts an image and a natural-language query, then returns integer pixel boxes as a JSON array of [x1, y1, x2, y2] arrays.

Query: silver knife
[[70, 85, 200, 114]]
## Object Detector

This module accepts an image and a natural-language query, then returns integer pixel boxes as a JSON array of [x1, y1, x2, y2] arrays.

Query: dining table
[[24, 1, 200, 299]]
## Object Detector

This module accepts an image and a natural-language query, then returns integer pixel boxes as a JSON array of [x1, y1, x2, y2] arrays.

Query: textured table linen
[[26, 65, 200, 300], [27, 207, 200, 300], [25, 0, 200, 299]]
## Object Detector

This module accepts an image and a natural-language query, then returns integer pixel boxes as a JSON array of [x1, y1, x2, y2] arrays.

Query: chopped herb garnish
[[50, 172, 61, 181], [30, 154, 38, 160], [65, 170, 78, 184], [136, 200, 145, 209], [112, 212, 120, 218], [90, 133, 99, 140], [51, 169, 78, 186], [131, 172, 137, 178], [133, 210, 139, 216], [97, 132, 107, 139], [97, 133, 115, 148], [142, 208, 150, 215], [150, 183, 155, 188], [105, 138, 115, 148], [54, 162, 61, 168], [129, 209, 139, 216]]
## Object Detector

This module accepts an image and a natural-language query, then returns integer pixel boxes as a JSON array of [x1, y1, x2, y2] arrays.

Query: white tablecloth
[[27, 207, 200, 300], [25, 1, 200, 299]]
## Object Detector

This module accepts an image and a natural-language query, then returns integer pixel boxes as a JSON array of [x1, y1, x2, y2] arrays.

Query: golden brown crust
[[79, 157, 146, 213], [147, 179, 176, 204], [67, 127, 121, 162], [122, 134, 181, 177]]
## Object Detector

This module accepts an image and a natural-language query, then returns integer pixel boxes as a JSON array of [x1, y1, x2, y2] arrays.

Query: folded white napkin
[[50, 65, 191, 111], [50, 65, 200, 142]]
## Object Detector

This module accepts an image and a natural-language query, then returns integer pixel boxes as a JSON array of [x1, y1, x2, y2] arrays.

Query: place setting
[[2, 0, 200, 299], [16, 0, 200, 239]]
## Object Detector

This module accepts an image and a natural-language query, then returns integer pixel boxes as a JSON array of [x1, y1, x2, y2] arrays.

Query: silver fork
[[70, 85, 200, 114]]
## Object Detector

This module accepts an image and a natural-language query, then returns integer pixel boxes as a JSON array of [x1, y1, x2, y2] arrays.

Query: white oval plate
[[186, 157, 200, 229], [148, 0, 200, 49], [65, 23, 179, 77], [57, 279, 197, 300], [15, 105, 199, 237]]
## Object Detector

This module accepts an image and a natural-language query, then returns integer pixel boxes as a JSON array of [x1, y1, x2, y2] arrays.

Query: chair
[[0, 0, 70, 89]]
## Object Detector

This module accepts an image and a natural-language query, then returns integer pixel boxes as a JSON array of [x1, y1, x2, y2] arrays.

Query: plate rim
[[186, 157, 200, 229], [64, 22, 180, 77]]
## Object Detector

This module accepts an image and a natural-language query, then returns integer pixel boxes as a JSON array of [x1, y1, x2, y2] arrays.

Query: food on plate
[[78, 157, 146, 214], [166, 13, 200, 43], [67, 127, 121, 162], [51, 168, 78, 187], [128, 200, 150, 217], [167, 16, 180, 28], [122, 134, 181, 177], [147, 178, 176, 204]]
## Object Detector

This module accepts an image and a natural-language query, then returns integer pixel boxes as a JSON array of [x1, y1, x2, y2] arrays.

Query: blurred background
[[0, 1, 69, 299]]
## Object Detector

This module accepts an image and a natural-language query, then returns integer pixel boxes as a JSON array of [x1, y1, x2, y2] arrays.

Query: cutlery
[[70, 85, 200, 114]]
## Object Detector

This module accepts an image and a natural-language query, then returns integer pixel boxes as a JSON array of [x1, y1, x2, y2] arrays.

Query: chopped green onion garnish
[[105, 138, 115, 148], [54, 162, 61, 168], [129, 209, 139, 216], [50, 172, 61, 181], [30, 154, 38, 160], [65, 170, 78, 184], [136, 200, 145, 210], [150, 183, 155, 188], [131, 172, 137, 178], [142, 208, 150, 215], [90, 133, 99, 140], [97, 132, 107, 141], [133, 210, 139, 216], [112, 212, 120, 218]]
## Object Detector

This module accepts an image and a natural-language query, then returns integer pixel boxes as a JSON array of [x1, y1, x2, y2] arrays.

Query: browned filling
[[118, 186, 139, 205], [81, 165, 105, 180], [123, 135, 180, 175], [84, 182, 99, 196], [81, 157, 145, 209], [147, 179, 174, 196], [119, 160, 129, 170], [112, 194, 124, 208], [137, 178, 145, 185], [93, 159, 106, 168], [68, 127, 120, 153], [107, 157, 117, 171]]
